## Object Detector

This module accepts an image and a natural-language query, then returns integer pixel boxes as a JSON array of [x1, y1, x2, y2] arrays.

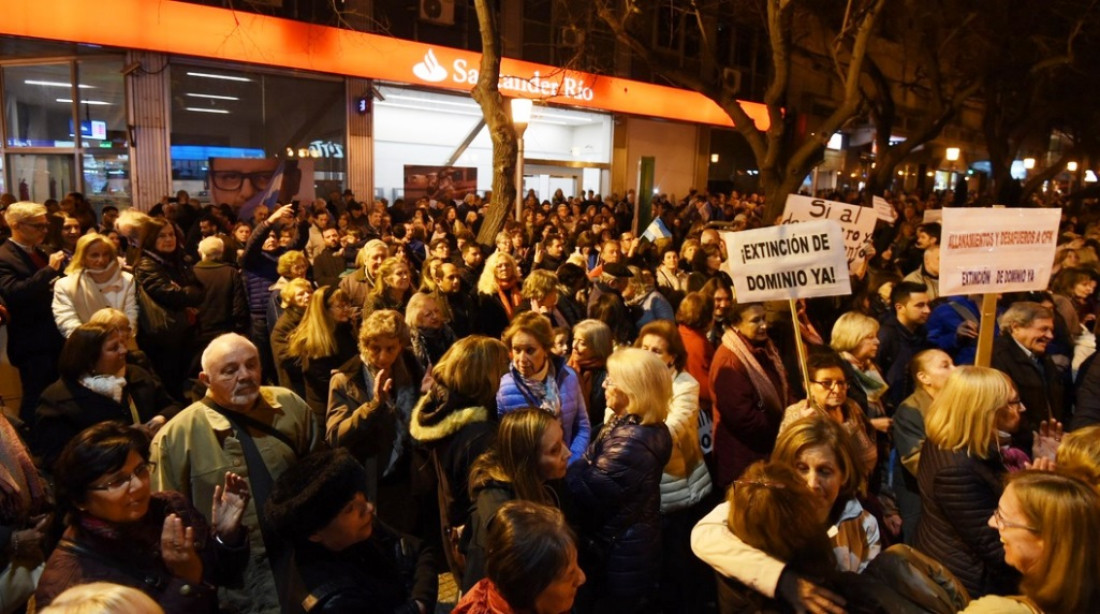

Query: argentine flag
[[642, 216, 673, 242]]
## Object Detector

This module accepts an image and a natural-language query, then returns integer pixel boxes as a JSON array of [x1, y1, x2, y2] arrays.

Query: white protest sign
[[872, 196, 898, 222], [780, 195, 877, 274], [721, 220, 851, 302], [939, 208, 1061, 295], [923, 209, 942, 224]]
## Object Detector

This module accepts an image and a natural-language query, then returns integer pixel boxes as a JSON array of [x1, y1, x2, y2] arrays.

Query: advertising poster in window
[[403, 165, 478, 203], [208, 157, 315, 219]]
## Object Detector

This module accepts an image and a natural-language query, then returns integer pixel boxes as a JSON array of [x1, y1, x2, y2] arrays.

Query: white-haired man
[[0, 201, 66, 425], [151, 333, 320, 613]]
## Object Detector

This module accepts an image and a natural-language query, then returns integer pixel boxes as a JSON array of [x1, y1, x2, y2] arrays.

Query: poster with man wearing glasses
[[207, 157, 314, 220]]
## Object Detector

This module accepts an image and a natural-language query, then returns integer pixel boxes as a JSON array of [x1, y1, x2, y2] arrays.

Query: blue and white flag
[[642, 216, 673, 242]]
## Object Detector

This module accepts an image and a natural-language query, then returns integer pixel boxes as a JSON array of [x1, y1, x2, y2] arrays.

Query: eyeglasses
[[211, 170, 275, 192], [811, 379, 849, 391], [19, 221, 49, 231], [1006, 398, 1025, 411], [992, 508, 1038, 533], [88, 462, 156, 493]]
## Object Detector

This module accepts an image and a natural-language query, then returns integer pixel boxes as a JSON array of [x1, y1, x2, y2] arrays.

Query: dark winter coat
[[912, 442, 1019, 598], [133, 250, 203, 345], [295, 522, 436, 614], [35, 491, 247, 614], [33, 366, 179, 469], [0, 239, 63, 366], [990, 334, 1068, 451], [192, 259, 249, 345], [566, 413, 671, 598]]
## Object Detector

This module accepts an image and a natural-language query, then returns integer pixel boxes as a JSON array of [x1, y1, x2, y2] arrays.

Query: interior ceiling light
[[56, 98, 111, 105], [186, 71, 252, 82], [186, 93, 240, 101], [27, 80, 93, 88], [185, 107, 230, 114]]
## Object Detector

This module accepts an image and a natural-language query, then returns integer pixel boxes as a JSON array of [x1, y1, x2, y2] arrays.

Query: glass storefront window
[[7, 153, 76, 202], [76, 59, 128, 150], [83, 151, 131, 209], [169, 65, 346, 204], [4, 64, 76, 147]]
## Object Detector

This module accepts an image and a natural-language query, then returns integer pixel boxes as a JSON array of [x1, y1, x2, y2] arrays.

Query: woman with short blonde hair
[[1056, 425, 1100, 487], [53, 233, 136, 338], [566, 348, 672, 610], [915, 366, 1020, 597], [924, 367, 1015, 459]]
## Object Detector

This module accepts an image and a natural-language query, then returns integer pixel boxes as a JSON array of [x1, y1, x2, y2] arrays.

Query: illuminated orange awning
[[0, 0, 770, 131]]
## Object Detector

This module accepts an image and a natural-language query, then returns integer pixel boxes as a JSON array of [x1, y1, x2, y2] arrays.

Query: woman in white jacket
[[632, 320, 714, 612], [52, 233, 137, 338]]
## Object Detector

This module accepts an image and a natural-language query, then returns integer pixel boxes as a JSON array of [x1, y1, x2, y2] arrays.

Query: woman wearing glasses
[[914, 366, 1021, 598], [286, 286, 358, 419], [35, 422, 249, 613], [780, 351, 878, 480], [962, 471, 1100, 614]]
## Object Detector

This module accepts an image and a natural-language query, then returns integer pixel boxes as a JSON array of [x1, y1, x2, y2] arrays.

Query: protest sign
[[872, 196, 898, 222], [939, 208, 1060, 296], [779, 195, 877, 273], [721, 219, 850, 303], [923, 209, 942, 224]]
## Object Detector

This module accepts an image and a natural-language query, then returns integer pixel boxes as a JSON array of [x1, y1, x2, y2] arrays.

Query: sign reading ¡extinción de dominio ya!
[[721, 220, 851, 302], [778, 195, 877, 274], [939, 208, 1061, 295]]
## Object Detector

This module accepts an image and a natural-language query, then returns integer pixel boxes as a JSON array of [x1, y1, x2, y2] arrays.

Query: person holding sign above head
[[709, 302, 793, 488]]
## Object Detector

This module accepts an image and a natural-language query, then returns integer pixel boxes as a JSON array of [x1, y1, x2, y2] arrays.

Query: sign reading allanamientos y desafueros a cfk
[[939, 208, 1061, 295]]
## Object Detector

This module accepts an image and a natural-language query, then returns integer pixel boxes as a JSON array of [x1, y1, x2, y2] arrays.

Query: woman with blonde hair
[[463, 409, 571, 591], [569, 319, 613, 431], [269, 278, 313, 396], [286, 286, 357, 418], [412, 336, 511, 580], [1055, 425, 1100, 487], [405, 291, 456, 373], [566, 348, 672, 612], [915, 366, 1020, 598], [476, 250, 522, 338], [327, 309, 420, 532], [830, 311, 891, 433], [39, 582, 165, 614], [265, 249, 309, 334], [53, 233, 136, 338], [963, 471, 1100, 614], [363, 256, 413, 316]]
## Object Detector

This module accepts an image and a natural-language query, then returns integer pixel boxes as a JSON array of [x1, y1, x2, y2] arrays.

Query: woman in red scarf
[[709, 302, 791, 490], [476, 252, 523, 339]]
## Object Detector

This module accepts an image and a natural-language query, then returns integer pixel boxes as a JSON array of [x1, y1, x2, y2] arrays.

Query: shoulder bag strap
[[199, 398, 301, 612]]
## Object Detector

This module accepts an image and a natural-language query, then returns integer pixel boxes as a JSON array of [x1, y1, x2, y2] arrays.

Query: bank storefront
[[0, 0, 768, 211]]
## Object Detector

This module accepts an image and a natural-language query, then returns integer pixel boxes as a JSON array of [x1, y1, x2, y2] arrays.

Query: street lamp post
[[511, 98, 532, 222]]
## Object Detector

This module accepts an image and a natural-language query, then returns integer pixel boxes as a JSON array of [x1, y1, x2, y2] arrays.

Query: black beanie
[[265, 448, 369, 542]]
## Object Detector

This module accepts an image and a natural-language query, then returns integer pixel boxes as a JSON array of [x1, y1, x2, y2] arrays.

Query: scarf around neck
[[721, 328, 788, 413]]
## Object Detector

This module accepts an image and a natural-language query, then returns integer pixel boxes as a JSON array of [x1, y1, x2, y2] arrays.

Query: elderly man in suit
[[0, 202, 66, 426]]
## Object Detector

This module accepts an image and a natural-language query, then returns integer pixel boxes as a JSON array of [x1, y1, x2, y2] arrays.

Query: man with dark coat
[[312, 227, 346, 289], [0, 201, 66, 426], [991, 301, 1067, 453], [876, 281, 933, 408], [192, 236, 249, 367], [436, 262, 474, 338]]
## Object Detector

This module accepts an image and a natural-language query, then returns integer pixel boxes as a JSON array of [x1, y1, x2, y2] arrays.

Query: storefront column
[[125, 50, 171, 210], [346, 78, 372, 203]]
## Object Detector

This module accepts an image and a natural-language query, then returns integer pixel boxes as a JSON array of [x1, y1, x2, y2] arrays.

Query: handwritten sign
[[722, 220, 851, 302], [873, 196, 898, 222], [940, 208, 1061, 295], [780, 195, 877, 273]]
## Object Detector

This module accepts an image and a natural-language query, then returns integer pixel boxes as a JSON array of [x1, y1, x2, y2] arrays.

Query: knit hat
[[265, 448, 369, 542]]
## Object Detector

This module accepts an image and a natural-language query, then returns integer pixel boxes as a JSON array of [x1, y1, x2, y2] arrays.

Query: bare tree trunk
[[470, 0, 518, 248]]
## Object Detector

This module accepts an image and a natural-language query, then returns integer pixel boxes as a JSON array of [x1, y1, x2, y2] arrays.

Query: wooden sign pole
[[788, 298, 812, 395], [973, 293, 999, 367]]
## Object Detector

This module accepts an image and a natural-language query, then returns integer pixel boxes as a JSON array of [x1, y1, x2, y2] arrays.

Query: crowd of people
[[0, 185, 1099, 614]]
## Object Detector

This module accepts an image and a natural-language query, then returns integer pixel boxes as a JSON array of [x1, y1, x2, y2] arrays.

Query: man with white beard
[[151, 333, 321, 613]]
